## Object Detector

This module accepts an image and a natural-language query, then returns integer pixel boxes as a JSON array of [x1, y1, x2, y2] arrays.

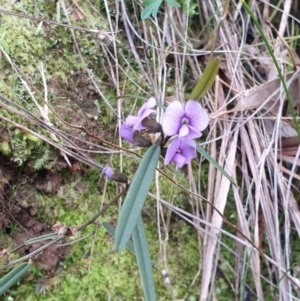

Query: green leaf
[[141, 0, 163, 19], [196, 143, 236, 185], [102, 222, 135, 254], [143, 0, 157, 4], [0, 263, 29, 295], [24, 233, 58, 245], [141, 0, 180, 19], [141, 6, 154, 20], [0, 263, 27, 287], [133, 216, 156, 301], [115, 145, 161, 252], [165, 0, 181, 7], [189, 57, 220, 100]]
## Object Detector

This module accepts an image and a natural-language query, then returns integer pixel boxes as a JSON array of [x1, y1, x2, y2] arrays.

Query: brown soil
[[0, 70, 115, 276], [0, 158, 70, 274]]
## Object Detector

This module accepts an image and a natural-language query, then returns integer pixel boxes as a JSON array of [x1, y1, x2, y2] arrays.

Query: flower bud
[[103, 167, 128, 184], [142, 117, 162, 133]]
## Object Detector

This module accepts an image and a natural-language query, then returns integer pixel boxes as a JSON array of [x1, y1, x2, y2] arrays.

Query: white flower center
[[182, 117, 189, 125]]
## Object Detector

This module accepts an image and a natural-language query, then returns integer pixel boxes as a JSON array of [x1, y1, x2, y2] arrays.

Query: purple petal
[[186, 125, 202, 139], [137, 97, 157, 117], [162, 101, 184, 136], [164, 138, 196, 167], [185, 100, 209, 133], [172, 153, 186, 168], [164, 138, 181, 165], [178, 124, 189, 137], [180, 139, 196, 163], [120, 124, 136, 145], [133, 109, 156, 131], [146, 97, 157, 108], [125, 116, 139, 127], [103, 167, 114, 179]]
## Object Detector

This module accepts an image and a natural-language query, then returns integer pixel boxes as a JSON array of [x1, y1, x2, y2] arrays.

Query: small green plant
[[6, 223, 19, 235], [10, 129, 50, 169], [0, 140, 11, 156], [141, 0, 181, 19]]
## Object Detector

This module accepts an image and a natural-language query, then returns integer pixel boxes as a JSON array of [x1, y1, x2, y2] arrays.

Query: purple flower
[[162, 100, 209, 139], [126, 97, 157, 131], [103, 166, 128, 183], [103, 166, 114, 179], [164, 137, 196, 168], [119, 124, 152, 147], [120, 124, 136, 145]]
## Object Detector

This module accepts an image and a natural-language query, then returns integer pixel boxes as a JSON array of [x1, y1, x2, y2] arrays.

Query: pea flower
[[120, 97, 161, 146], [103, 166, 114, 179], [164, 137, 196, 168], [162, 100, 209, 139], [125, 97, 157, 131], [119, 124, 137, 145], [119, 124, 152, 147], [103, 166, 128, 184]]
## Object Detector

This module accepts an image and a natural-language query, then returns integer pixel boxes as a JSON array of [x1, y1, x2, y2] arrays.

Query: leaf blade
[[133, 216, 156, 301], [165, 0, 181, 7], [0, 263, 29, 295], [24, 233, 58, 245], [196, 143, 236, 185], [115, 145, 161, 252], [141, 0, 163, 19], [189, 57, 220, 100], [102, 222, 135, 254]]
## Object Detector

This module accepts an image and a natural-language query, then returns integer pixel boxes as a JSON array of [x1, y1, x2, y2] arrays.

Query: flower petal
[[164, 137, 180, 165], [133, 109, 156, 131], [162, 101, 184, 136], [120, 124, 136, 145], [186, 125, 202, 139], [125, 116, 139, 127], [146, 97, 157, 108], [137, 97, 157, 117], [180, 139, 196, 163], [178, 124, 189, 137], [164, 138, 196, 167], [172, 153, 186, 168], [185, 100, 209, 132]]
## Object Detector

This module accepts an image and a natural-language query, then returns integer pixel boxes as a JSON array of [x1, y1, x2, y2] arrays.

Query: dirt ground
[[0, 69, 115, 276]]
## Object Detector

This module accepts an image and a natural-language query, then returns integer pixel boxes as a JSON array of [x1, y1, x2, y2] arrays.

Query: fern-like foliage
[[10, 129, 50, 169], [34, 148, 50, 170], [141, 0, 181, 19]]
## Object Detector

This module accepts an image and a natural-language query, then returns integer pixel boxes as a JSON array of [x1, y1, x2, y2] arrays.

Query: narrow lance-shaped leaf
[[102, 222, 135, 254], [196, 143, 236, 185], [189, 57, 220, 101], [133, 216, 156, 301], [0, 263, 27, 287], [24, 233, 58, 245], [115, 145, 161, 252], [0, 263, 29, 295]]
